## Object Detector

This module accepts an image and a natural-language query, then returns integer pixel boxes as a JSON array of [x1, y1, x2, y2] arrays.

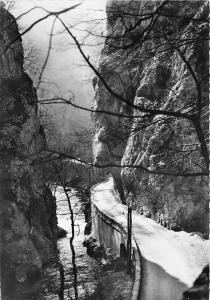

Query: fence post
[[127, 204, 132, 274]]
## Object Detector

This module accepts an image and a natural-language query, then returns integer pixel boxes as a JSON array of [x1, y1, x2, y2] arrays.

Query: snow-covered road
[[91, 178, 209, 300]]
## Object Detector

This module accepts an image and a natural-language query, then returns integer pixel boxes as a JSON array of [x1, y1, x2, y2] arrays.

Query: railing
[[90, 178, 142, 300]]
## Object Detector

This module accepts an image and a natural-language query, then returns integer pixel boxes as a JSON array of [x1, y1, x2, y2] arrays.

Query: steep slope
[[0, 6, 57, 293], [93, 0, 208, 233], [93, 0, 141, 200]]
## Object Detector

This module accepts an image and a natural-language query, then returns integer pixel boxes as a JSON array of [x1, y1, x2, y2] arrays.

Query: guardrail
[[90, 178, 142, 300]]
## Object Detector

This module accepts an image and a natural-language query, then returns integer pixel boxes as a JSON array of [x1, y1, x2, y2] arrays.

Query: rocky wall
[[93, 0, 209, 233], [0, 6, 57, 292]]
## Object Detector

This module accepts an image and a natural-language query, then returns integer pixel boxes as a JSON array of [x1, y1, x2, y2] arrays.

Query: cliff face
[[93, 0, 141, 199], [0, 7, 57, 290], [93, 0, 208, 232]]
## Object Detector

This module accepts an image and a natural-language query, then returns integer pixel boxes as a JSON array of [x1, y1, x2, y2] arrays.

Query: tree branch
[[30, 149, 208, 177]]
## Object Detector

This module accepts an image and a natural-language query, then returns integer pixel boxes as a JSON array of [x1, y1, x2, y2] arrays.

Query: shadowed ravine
[[56, 187, 102, 299], [4, 187, 101, 300]]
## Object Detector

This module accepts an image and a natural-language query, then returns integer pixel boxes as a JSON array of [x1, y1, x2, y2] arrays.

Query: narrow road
[[92, 178, 209, 300]]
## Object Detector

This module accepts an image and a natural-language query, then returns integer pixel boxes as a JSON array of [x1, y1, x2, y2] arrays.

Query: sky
[[11, 0, 107, 132]]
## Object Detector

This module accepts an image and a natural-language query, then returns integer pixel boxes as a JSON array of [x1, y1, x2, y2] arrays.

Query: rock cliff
[[0, 6, 57, 293], [93, 0, 208, 233]]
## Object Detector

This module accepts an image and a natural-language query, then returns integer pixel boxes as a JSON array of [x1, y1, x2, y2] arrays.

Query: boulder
[[93, 245, 105, 258], [84, 221, 91, 235], [57, 226, 67, 239]]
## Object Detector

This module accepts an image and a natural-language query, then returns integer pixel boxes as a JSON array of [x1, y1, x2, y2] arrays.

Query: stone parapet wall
[[90, 179, 141, 300]]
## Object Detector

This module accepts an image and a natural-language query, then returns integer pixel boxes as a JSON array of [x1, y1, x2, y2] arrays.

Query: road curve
[[91, 178, 209, 300]]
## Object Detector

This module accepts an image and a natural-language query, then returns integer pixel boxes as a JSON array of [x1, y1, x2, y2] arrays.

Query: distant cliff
[[93, 0, 208, 233], [0, 6, 57, 292]]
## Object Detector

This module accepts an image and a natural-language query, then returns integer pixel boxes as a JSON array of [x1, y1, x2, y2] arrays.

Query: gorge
[[0, 0, 209, 299]]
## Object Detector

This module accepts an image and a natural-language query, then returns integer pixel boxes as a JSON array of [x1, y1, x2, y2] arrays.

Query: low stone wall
[[91, 202, 127, 256], [90, 180, 141, 300]]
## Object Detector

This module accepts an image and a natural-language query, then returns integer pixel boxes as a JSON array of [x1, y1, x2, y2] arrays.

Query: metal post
[[127, 204, 132, 274]]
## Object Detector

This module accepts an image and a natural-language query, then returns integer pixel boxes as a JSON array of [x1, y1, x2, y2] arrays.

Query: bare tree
[[20, 0, 207, 177], [1, 0, 208, 232], [2, 1, 207, 177], [52, 162, 79, 300]]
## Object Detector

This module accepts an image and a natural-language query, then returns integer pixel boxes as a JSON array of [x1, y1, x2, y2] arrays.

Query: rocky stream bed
[[4, 187, 133, 300]]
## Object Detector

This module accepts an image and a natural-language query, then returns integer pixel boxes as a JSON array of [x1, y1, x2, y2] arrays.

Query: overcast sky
[[12, 0, 107, 131]]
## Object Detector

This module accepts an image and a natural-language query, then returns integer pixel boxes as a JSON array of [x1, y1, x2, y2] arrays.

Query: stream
[[5, 187, 101, 300], [55, 186, 101, 299]]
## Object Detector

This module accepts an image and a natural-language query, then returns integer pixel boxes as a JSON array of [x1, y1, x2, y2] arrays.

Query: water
[[56, 187, 101, 299], [5, 187, 101, 300]]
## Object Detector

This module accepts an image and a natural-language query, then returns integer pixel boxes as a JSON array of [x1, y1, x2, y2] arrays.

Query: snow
[[91, 178, 209, 300]]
